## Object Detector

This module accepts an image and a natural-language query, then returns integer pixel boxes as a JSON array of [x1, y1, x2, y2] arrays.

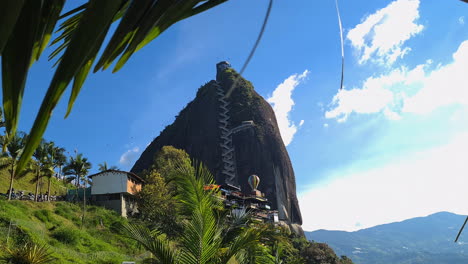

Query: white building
[[89, 170, 145, 217]]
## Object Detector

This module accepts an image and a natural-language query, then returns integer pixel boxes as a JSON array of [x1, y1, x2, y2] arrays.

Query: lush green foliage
[[125, 161, 267, 264], [51, 227, 81, 245], [0, 200, 143, 263], [137, 146, 191, 237], [0, 242, 56, 264], [137, 169, 181, 237], [0, 132, 29, 200], [62, 153, 91, 187]]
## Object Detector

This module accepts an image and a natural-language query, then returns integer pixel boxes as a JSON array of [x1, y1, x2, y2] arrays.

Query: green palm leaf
[[1, 0, 229, 177], [0, 0, 25, 53], [2, 0, 43, 136], [121, 223, 178, 264], [16, 0, 123, 175]]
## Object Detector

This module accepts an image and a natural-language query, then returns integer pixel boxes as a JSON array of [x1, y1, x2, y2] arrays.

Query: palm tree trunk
[[7, 162, 15, 201], [35, 170, 40, 202], [81, 176, 86, 229], [47, 176, 51, 202]]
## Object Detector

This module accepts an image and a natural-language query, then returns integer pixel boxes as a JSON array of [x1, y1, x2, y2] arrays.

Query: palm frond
[[0, 0, 25, 54], [16, 0, 121, 175], [219, 227, 265, 263], [174, 161, 220, 216], [0, 0, 229, 176], [178, 205, 223, 264], [2, 0, 43, 137], [121, 223, 178, 264]]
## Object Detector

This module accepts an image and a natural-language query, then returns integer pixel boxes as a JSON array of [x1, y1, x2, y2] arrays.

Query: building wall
[[94, 199, 123, 215], [121, 194, 139, 217], [91, 171, 128, 195], [126, 179, 142, 195]]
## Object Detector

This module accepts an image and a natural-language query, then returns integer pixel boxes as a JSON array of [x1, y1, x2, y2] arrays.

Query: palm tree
[[98, 161, 118, 172], [44, 142, 63, 201], [31, 141, 55, 201], [0, 132, 29, 200], [63, 153, 91, 188], [63, 153, 91, 228], [122, 162, 265, 264], [0, 107, 5, 128], [52, 145, 66, 180]]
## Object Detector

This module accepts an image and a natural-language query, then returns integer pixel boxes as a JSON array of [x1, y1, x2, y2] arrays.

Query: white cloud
[[459, 16, 465, 25], [403, 41, 468, 114], [267, 70, 309, 146], [299, 120, 305, 126], [323, 123, 329, 128], [347, 0, 423, 64], [300, 132, 468, 231], [326, 40, 468, 121], [119, 147, 140, 167]]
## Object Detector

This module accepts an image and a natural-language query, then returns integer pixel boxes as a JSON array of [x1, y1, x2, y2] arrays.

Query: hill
[[0, 199, 145, 263], [306, 212, 468, 264], [131, 62, 302, 229], [0, 168, 72, 196]]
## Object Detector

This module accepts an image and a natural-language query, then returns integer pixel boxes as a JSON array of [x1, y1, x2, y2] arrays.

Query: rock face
[[131, 63, 302, 225]]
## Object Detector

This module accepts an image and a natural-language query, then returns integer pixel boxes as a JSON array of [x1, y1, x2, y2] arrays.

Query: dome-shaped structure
[[248, 174, 260, 190], [216, 61, 231, 71]]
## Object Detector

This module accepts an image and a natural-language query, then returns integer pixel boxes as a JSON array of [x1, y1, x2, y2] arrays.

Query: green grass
[[0, 200, 146, 263], [0, 167, 73, 196]]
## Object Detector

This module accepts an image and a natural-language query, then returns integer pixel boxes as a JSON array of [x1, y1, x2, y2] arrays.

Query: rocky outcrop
[[131, 63, 302, 225]]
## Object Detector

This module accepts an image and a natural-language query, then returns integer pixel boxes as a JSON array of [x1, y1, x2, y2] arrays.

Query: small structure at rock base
[[213, 174, 279, 224], [88, 170, 145, 217]]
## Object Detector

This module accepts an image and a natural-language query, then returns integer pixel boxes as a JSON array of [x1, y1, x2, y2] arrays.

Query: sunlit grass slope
[[0, 200, 146, 263]]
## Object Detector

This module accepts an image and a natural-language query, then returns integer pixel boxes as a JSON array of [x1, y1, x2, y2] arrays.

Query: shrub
[[0, 242, 56, 264], [34, 210, 53, 223], [51, 227, 81, 245]]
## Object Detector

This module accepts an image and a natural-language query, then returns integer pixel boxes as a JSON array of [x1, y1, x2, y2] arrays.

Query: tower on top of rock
[[216, 61, 231, 72]]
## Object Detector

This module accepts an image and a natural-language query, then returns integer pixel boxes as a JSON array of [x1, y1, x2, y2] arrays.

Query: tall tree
[[137, 146, 192, 237], [0, 132, 29, 200], [46, 142, 65, 201], [63, 153, 91, 188], [98, 161, 118, 172], [0, 107, 5, 128], [32, 140, 50, 201], [52, 145, 66, 179], [63, 153, 91, 228]]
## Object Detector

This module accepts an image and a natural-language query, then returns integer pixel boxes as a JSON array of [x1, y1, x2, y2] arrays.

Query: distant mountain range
[[306, 212, 468, 264]]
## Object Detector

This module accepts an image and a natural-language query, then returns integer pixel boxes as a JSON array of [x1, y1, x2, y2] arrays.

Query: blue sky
[[11, 0, 468, 231]]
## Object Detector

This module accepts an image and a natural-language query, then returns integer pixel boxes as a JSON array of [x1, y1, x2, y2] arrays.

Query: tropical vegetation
[[97, 162, 118, 172], [0, 132, 30, 200]]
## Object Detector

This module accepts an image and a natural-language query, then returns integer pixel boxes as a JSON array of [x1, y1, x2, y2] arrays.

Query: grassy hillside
[[0, 200, 146, 263], [0, 168, 73, 195]]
